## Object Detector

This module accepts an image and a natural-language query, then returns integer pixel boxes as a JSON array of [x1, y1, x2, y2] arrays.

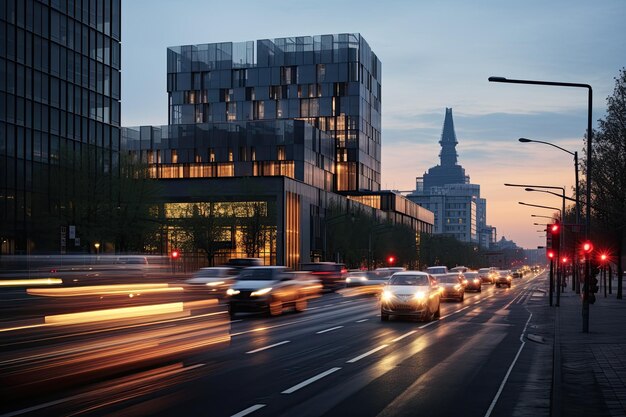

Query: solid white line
[[281, 367, 342, 394], [483, 312, 533, 417], [346, 344, 389, 363], [231, 404, 266, 417], [231, 317, 312, 337], [316, 326, 344, 334], [246, 340, 290, 354], [230, 319, 243, 323], [391, 330, 416, 342], [306, 307, 320, 311], [356, 319, 368, 323]]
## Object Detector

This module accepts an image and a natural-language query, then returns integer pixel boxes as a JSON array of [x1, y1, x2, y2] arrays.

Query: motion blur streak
[[27, 283, 180, 297], [44, 302, 185, 324], [0, 278, 62, 286]]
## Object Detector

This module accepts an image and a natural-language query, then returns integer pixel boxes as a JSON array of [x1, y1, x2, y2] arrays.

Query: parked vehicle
[[380, 271, 441, 322], [437, 273, 465, 302], [227, 266, 311, 317], [299, 262, 347, 291]]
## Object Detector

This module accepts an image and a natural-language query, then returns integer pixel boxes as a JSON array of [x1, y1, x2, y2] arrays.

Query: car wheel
[[268, 300, 283, 316], [434, 302, 441, 319], [381, 311, 389, 321], [295, 297, 307, 312]]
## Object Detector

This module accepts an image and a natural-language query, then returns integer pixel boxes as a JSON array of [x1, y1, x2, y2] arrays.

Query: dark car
[[495, 270, 513, 288], [437, 273, 465, 302], [299, 262, 347, 291], [227, 266, 312, 317], [463, 271, 482, 292]]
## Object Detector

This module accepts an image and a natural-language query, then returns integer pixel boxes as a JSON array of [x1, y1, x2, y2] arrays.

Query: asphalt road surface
[[0, 271, 552, 417]]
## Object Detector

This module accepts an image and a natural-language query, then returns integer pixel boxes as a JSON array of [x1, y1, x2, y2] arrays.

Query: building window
[[228, 148, 233, 162], [209, 148, 215, 162], [171, 149, 178, 164], [277, 145, 285, 161]]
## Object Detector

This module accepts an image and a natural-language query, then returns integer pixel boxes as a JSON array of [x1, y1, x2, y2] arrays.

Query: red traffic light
[[171, 250, 180, 259], [561, 256, 568, 263], [547, 250, 555, 259], [387, 256, 396, 265], [600, 253, 608, 262], [581, 241, 593, 254], [550, 223, 560, 233]]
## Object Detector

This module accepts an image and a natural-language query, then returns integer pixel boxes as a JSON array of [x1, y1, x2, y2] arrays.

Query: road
[[0, 271, 552, 417]]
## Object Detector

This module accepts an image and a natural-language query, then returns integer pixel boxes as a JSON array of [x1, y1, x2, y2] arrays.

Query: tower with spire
[[422, 108, 468, 190]]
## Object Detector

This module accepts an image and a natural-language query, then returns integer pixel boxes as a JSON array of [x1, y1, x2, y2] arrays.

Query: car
[[346, 270, 389, 287], [437, 273, 465, 301], [226, 266, 311, 317], [184, 267, 239, 296], [463, 271, 482, 292], [380, 271, 441, 322], [426, 266, 448, 275], [495, 270, 513, 288], [478, 267, 496, 284], [450, 266, 468, 273], [299, 262, 347, 291]]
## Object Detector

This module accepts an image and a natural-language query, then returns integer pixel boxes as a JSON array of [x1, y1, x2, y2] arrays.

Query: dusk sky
[[121, 0, 626, 249]]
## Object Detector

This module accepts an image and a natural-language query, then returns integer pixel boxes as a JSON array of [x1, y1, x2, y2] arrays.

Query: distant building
[[408, 108, 495, 248]]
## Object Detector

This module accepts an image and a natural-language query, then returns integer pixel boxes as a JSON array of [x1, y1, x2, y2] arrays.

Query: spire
[[439, 108, 458, 167]]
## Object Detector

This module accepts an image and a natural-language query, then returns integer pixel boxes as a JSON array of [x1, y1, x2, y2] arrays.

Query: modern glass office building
[[166, 34, 382, 193], [0, 0, 122, 254]]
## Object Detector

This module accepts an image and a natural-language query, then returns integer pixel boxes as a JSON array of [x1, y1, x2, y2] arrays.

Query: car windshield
[[464, 273, 478, 278], [388, 274, 429, 286], [438, 276, 460, 284], [427, 267, 447, 274], [238, 269, 277, 280], [498, 271, 510, 276]]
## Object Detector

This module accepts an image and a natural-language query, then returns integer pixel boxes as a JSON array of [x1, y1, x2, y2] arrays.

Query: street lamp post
[[520, 138, 582, 294], [490, 75, 593, 333]]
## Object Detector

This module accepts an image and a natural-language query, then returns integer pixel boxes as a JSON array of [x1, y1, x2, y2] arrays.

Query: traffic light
[[549, 222, 560, 252], [547, 249, 555, 259], [600, 253, 608, 262], [581, 241, 594, 254], [561, 256, 568, 264], [387, 256, 396, 265], [171, 250, 180, 259]]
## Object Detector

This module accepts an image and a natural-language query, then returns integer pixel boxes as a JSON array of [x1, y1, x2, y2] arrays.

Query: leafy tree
[[587, 68, 626, 298]]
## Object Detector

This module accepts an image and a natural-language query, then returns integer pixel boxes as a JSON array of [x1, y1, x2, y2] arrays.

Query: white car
[[185, 267, 239, 296], [380, 271, 441, 322]]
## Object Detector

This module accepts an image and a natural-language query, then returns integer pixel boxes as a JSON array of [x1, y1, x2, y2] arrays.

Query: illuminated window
[[277, 146, 285, 161], [251, 147, 256, 161], [171, 149, 178, 164], [228, 148, 233, 162], [209, 148, 215, 162]]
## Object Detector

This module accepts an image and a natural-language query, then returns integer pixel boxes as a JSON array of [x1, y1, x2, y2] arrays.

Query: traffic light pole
[[549, 259, 554, 306]]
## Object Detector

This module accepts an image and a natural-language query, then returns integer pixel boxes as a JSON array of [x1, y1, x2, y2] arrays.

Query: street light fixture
[[94, 242, 100, 255], [519, 137, 580, 227], [518, 201, 562, 219], [490, 75, 593, 332], [532, 214, 556, 220]]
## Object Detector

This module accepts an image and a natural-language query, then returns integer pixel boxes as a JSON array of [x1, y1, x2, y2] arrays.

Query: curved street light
[[490, 75, 593, 332]]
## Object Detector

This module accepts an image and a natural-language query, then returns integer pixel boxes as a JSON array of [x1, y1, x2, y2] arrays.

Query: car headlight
[[206, 281, 225, 287], [251, 287, 273, 297], [381, 289, 393, 302], [360, 277, 367, 281], [473, 279, 480, 284], [507, 276, 512, 280], [226, 288, 240, 296], [413, 291, 426, 301], [454, 284, 462, 290], [346, 277, 352, 283]]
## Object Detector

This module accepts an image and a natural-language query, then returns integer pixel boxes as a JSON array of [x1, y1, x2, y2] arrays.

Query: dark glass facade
[[166, 34, 382, 193], [0, 0, 122, 254]]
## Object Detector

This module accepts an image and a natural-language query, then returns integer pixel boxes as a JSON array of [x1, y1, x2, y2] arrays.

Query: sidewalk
[[553, 279, 626, 416]]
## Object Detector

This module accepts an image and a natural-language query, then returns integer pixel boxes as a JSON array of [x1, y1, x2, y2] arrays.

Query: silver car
[[380, 271, 441, 322]]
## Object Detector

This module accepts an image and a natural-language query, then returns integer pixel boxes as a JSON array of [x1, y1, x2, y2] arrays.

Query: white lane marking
[[346, 344, 389, 363], [231, 318, 312, 337], [338, 300, 352, 304], [246, 340, 291, 354], [474, 299, 483, 305], [306, 306, 320, 311], [419, 305, 470, 329], [391, 330, 416, 342], [356, 319, 369, 323], [281, 367, 342, 394], [316, 326, 344, 334], [231, 404, 266, 417], [230, 319, 243, 323], [483, 312, 533, 417]]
